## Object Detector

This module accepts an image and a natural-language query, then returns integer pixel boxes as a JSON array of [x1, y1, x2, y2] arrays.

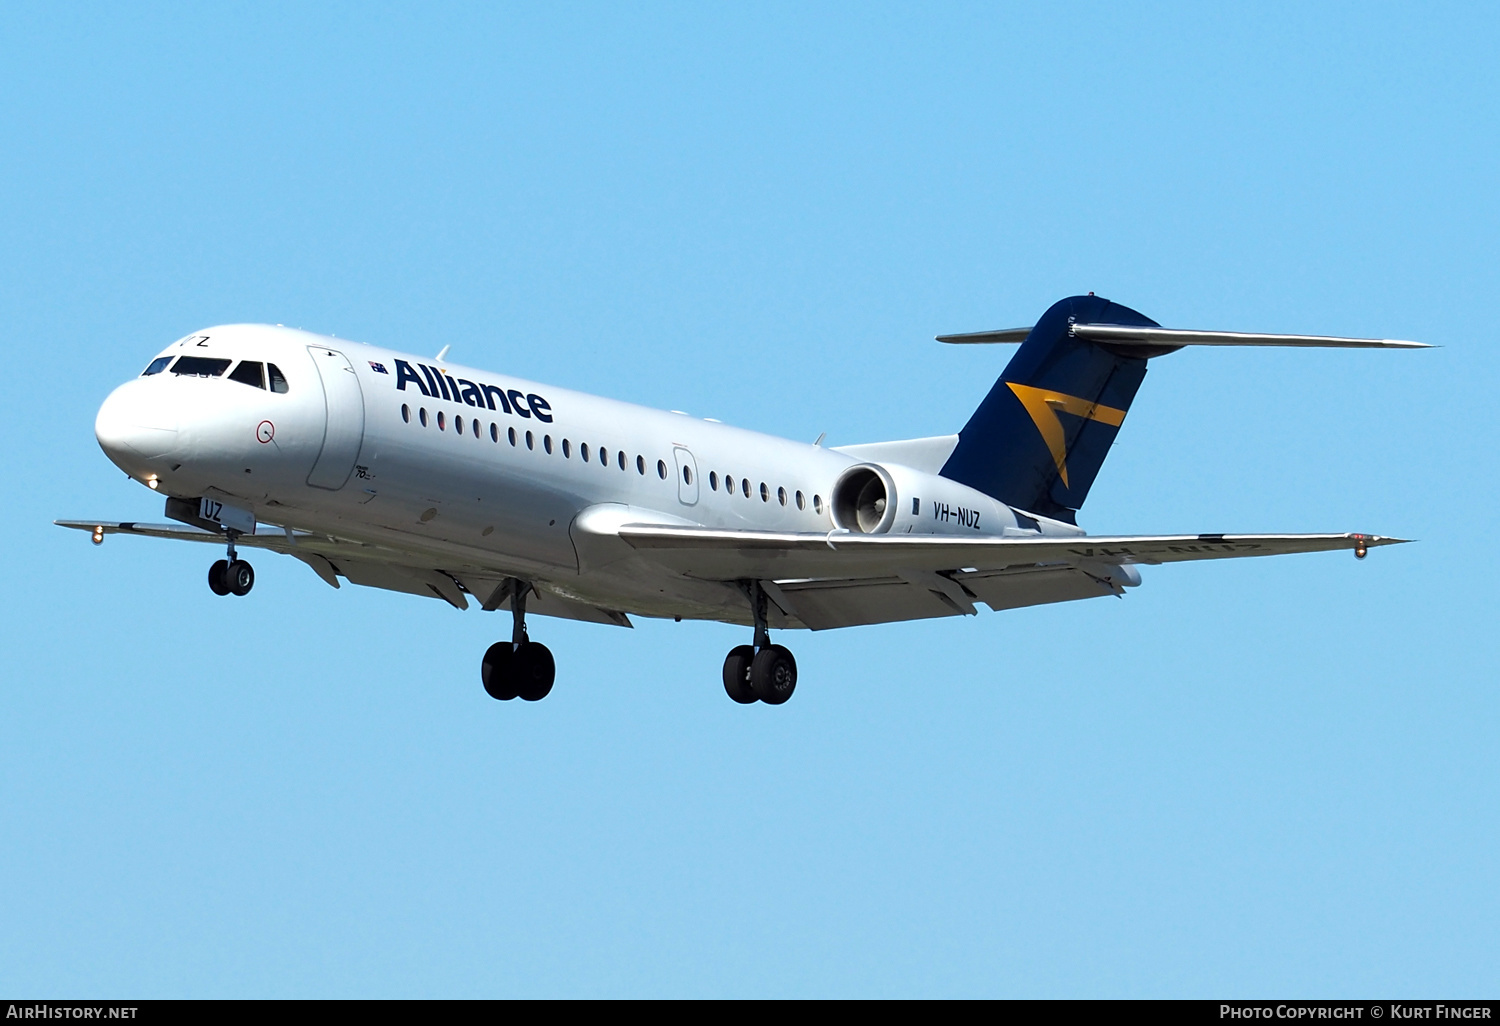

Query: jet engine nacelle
[[829, 461, 1049, 538]]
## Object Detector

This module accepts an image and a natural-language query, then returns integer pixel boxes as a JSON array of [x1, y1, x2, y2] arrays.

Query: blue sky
[[1, 2, 1496, 997]]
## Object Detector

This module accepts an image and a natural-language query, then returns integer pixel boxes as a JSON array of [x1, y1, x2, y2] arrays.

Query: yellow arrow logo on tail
[[1006, 382, 1127, 489]]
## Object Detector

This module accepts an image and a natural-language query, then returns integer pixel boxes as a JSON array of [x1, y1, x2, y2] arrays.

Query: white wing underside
[[54, 520, 632, 627], [615, 525, 1403, 629], [57, 519, 1404, 631]]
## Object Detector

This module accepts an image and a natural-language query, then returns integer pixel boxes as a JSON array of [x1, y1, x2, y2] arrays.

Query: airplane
[[59, 294, 1426, 706]]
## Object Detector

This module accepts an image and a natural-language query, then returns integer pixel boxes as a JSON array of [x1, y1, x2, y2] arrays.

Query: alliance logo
[[1005, 382, 1125, 488], [391, 358, 554, 423]]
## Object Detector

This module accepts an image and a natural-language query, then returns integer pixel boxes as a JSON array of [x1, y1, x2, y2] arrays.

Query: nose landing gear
[[207, 531, 254, 597], [722, 581, 798, 706], [481, 579, 556, 702]]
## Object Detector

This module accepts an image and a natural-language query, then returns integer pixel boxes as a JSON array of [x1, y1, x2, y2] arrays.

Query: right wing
[[613, 525, 1406, 581], [606, 524, 1406, 630]]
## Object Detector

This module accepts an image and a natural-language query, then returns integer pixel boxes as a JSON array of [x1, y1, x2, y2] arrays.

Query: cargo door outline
[[306, 346, 366, 490]]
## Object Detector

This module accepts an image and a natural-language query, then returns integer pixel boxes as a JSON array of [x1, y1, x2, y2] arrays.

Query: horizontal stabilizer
[[1070, 324, 1432, 349], [935, 327, 1033, 345], [937, 324, 1431, 349]]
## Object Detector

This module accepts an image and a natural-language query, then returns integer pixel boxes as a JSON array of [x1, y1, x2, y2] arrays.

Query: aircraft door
[[305, 346, 366, 490], [673, 445, 699, 506]]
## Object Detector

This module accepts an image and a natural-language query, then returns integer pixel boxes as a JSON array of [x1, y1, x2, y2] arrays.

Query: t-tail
[[936, 294, 1429, 524]]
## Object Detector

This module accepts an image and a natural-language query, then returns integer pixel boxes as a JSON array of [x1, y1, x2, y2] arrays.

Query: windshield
[[170, 357, 232, 377]]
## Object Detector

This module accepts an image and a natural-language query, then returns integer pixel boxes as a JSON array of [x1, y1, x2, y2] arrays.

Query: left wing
[[54, 520, 631, 626]]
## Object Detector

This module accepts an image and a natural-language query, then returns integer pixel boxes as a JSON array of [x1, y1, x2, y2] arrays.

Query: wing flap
[[773, 575, 964, 630]]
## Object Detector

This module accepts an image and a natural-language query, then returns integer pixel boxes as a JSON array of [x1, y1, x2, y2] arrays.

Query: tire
[[750, 645, 797, 705], [208, 560, 230, 596], [227, 560, 254, 596], [722, 645, 757, 703], [482, 642, 518, 700], [515, 642, 556, 702]]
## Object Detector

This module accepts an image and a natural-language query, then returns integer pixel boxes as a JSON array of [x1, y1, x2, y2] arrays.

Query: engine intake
[[831, 464, 898, 534]]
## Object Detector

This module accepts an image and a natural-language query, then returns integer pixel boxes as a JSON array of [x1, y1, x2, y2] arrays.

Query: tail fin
[[938, 295, 1156, 523]]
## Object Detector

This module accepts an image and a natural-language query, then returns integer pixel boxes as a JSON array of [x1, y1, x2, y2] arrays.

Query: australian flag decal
[[369, 362, 389, 374]]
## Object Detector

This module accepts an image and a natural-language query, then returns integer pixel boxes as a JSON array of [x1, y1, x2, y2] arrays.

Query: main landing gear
[[482, 579, 556, 702], [207, 530, 254, 597], [723, 581, 797, 706]]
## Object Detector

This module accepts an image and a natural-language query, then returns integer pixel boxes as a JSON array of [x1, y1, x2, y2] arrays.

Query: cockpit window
[[141, 357, 172, 376], [170, 356, 231, 377], [268, 364, 289, 394], [228, 361, 266, 389]]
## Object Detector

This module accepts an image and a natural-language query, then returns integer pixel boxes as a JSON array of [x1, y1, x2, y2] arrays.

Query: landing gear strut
[[482, 578, 556, 702], [722, 581, 797, 705], [207, 530, 254, 597]]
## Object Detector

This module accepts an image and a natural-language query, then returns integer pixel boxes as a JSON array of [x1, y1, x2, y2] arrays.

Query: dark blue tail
[[938, 295, 1158, 523]]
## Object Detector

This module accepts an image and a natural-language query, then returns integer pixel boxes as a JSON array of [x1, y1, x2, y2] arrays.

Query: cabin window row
[[706, 470, 821, 513], [398, 403, 824, 514], [400, 404, 673, 479]]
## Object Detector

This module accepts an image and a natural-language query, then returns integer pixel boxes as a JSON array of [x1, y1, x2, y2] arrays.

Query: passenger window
[[268, 364, 289, 393], [709, 472, 718, 491], [742, 479, 751, 498], [636, 455, 646, 475], [170, 356, 231, 377], [526, 430, 534, 450], [402, 404, 411, 423], [508, 427, 517, 446], [455, 415, 464, 435], [813, 494, 823, 514], [760, 482, 769, 502], [473, 418, 480, 438], [617, 450, 626, 471], [562, 439, 571, 458], [778, 486, 787, 506], [544, 435, 553, 454], [581, 443, 590, 462], [438, 411, 446, 431], [657, 459, 668, 480], [490, 423, 498, 442], [420, 408, 429, 427], [796, 490, 806, 510], [141, 357, 172, 376], [683, 466, 693, 485], [228, 361, 265, 389], [600, 447, 608, 466]]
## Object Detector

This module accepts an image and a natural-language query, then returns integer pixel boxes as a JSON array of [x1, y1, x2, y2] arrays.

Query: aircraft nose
[[95, 381, 180, 471]]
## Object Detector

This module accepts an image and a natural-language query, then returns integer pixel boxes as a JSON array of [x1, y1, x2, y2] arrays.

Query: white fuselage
[[94, 324, 1076, 625]]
